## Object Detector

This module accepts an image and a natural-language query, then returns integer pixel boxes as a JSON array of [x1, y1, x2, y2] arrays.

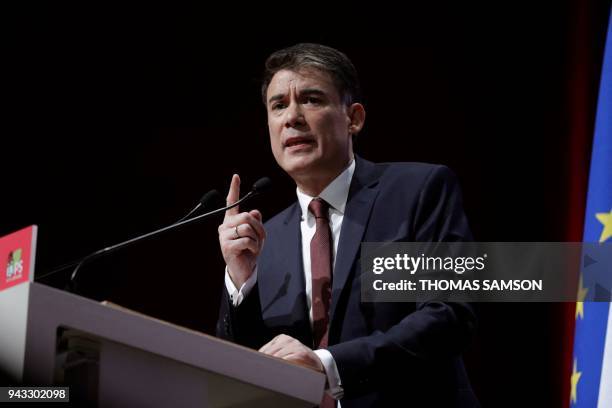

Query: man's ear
[[347, 103, 366, 135]]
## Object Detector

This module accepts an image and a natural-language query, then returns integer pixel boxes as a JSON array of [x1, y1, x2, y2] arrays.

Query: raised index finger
[[225, 174, 241, 219]]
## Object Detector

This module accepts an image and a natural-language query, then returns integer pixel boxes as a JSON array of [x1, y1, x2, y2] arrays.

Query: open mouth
[[284, 136, 315, 149]]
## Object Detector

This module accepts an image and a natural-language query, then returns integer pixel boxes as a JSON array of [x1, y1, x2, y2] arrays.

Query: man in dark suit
[[217, 43, 479, 407]]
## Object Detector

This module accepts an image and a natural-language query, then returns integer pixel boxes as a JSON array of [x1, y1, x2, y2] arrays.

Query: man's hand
[[218, 174, 266, 288], [259, 334, 324, 372]]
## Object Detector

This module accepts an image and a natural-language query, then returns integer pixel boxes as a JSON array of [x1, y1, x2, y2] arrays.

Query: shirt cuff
[[313, 349, 344, 400], [224, 266, 257, 307]]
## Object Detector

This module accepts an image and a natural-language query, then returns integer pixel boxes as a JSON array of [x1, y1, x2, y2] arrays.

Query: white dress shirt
[[225, 159, 355, 401]]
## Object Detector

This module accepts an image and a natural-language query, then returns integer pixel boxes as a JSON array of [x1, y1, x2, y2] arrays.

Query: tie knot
[[308, 198, 329, 220]]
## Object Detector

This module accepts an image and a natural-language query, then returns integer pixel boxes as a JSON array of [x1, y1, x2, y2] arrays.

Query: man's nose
[[284, 101, 305, 128]]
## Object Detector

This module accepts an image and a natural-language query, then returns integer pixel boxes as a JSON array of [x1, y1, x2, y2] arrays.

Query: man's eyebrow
[[268, 93, 285, 104], [300, 88, 326, 97], [267, 88, 327, 105]]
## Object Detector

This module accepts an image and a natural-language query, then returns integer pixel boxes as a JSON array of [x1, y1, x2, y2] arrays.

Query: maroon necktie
[[309, 198, 333, 349], [309, 198, 335, 408]]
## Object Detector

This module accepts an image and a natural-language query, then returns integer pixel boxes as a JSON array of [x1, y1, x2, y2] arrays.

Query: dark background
[[2, 2, 611, 406]]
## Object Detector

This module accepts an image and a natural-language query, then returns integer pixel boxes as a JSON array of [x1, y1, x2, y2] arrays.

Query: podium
[[0, 282, 326, 407]]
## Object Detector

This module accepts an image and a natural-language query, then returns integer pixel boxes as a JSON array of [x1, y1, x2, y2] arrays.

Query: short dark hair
[[261, 43, 362, 106]]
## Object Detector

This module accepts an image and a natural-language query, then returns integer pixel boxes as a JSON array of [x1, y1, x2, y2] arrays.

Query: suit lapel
[[258, 158, 381, 344], [329, 157, 381, 326], [258, 203, 311, 342]]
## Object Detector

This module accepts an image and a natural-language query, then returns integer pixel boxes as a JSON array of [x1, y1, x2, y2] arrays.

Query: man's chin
[[281, 156, 319, 178]]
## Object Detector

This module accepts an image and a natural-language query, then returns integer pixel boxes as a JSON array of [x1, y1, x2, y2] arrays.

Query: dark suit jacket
[[217, 157, 480, 407]]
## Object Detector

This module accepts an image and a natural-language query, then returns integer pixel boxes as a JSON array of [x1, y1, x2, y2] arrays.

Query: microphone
[[37, 188, 222, 283], [252, 177, 272, 194], [176, 189, 223, 223], [68, 178, 270, 285], [37, 178, 271, 290]]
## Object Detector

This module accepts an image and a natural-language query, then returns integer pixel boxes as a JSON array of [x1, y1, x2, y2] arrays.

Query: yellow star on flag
[[570, 359, 582, 404], [595, 209, 612, 243], [576, 274, 589, 319]]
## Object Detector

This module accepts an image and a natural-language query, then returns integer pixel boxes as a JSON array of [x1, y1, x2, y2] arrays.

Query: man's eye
[[271, 103, 286, 110], [305, 97, 321, 105]]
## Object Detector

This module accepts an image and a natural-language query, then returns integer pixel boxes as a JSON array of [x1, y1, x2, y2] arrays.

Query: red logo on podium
[[0, 226, 37, 291]]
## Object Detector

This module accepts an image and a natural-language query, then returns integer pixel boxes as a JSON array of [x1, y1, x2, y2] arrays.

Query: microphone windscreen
[[252, 177, 272, 194], [199, 189, 223, 209]]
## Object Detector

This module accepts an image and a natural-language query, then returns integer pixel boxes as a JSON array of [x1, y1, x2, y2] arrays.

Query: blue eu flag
[[570, 7, 612, 408]]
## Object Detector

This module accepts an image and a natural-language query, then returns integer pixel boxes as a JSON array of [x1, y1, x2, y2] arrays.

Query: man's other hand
[[259, 334, 324, 372]]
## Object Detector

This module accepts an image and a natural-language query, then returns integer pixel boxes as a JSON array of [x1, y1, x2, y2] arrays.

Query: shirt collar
[[296, 159, 355, 217]]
